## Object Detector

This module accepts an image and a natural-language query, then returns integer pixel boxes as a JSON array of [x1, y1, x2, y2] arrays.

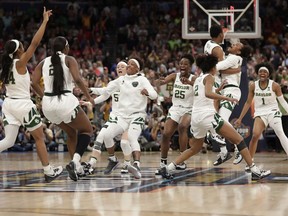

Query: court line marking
[[126, 168, 214, 192]]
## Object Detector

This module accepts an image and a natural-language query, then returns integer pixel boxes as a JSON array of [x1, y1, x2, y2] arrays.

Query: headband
[[258, 66, 269, 73], [118, 61, 127, 66], [9, 39, 20, 58], [130, 58, 140, 69]]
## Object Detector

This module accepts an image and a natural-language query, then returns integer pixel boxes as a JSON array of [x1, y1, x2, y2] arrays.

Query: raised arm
[[17, 7, 52, 74]]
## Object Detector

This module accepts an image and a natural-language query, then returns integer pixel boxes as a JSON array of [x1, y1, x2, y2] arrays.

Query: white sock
[[89, 157, 97, 167], [72, 153, 82, 171]]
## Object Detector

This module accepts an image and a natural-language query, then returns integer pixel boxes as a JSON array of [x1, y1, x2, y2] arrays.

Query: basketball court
[[0, 150, 287, 216]]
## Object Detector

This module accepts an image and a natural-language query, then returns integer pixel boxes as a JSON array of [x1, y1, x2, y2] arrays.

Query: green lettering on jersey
[[175, 90, 185, 99], [194, 85, 199, 96], [6, 71, 15, 84], [49, 64, 54, 76]]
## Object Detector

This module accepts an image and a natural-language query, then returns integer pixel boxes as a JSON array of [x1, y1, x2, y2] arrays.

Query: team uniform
[[253, 79, 288, 155], [41, 53, 80, 124], [213, 53, 243, 165], [101, 73, 157, 153], [190, 74, 224, 138], [167, 73, 194, 122], [254, 80, 283, 125], [217, 53, 242, 119], [2, 59, 42, 131], [91, 87, 121, 141], [204, 40, 225, 85]]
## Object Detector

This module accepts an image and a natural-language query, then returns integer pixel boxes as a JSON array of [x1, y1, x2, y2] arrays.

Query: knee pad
[[93, 141, 103, 151], [236, 140, 247, 152], [120, 139, 132, 156], [95, 128, 105, 144]]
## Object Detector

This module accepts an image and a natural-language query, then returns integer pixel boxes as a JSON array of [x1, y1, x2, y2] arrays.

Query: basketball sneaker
[[175, 162, 187, 170], [44, 165, 63, 183], [250, 164, 271, 180], [159, 166, 174, 179], [104, 158, 119, 174], [127, 163, 141, 179], [213, 152, 232, 166], [81, 162, 95, 175], [233, 150, 243, 165], [244, 165, 251, 173], [209, 133, 226, 145], [155, 162, 166, 175], [66, 161, 78, 181], [120, 165, 129, 174]]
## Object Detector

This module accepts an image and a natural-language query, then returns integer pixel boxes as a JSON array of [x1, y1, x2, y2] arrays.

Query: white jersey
[[217, 53, 242, 87], [111, 91, 120, 115], [42, 53, 74, 93], [192, 74, 215, 113], [104, 73, 158, 117], [5, 59, 30, 99], [171, 73, 194, 108], [204, 40, 224, 84], [254, 79, 279, 117]]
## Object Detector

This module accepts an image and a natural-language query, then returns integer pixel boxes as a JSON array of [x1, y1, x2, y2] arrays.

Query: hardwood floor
[[0, 150, 287, 216]]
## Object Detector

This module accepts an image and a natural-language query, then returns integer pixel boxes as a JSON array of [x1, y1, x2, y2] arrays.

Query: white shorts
[[191, 111, 224, 139], [115, 113, 146, 131], [219, 86, 241, 112], [256, 111, 282, 128], [42, 93, 79, 124], [2, 98, 42, 131], [167, 105, 192, 123]]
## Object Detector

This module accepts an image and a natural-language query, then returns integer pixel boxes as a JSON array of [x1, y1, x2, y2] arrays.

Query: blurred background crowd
[[0, 0, 288, 153]]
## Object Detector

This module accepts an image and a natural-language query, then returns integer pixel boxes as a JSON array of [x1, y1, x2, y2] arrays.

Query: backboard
[[182, 0, 261, 39]]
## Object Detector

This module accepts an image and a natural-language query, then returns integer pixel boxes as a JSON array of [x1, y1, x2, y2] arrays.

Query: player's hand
[[180, 77, 191, 85], [234, 118, 242, 127], [79, 100, 91, 106], [141, 89, 149, 96], [228, 97, 239, 105], [43, 7, 53, 23]]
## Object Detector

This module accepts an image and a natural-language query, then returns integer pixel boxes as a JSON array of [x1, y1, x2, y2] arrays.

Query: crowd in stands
[[0, 0, 288, 152]]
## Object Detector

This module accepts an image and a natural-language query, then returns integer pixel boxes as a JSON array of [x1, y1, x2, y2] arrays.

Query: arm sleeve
[[277, 95, 288, 113], [216, 55, 238, 71], [90, 87, 106, 95], [103, 78, 120, 95], [94, 94, 111, 104]]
